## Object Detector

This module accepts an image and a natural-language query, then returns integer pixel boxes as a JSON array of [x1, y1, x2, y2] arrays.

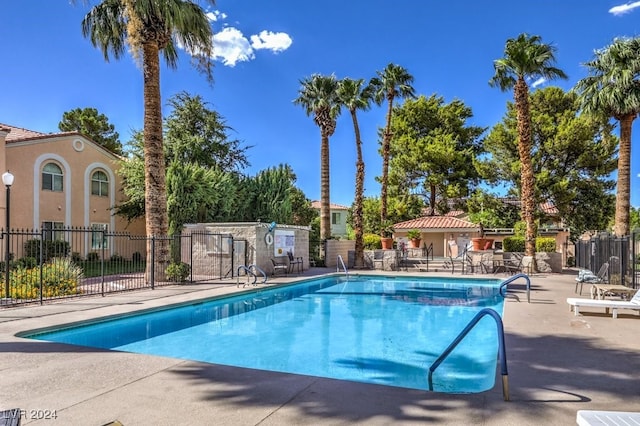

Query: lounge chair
[[286, 251, 303, 274], [577, 410, 640, 425], [567, 287, 640, 319], [575, 262, 609, 295]]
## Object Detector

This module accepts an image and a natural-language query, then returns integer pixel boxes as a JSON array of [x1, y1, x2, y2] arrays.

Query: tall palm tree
[[370, 64, 415, 231], [489, 33, 567, 261], [574, 37, 640, 237], [294, 74, 341, 241], [337, 78, 373, 268], [77, 0, 214, 278]]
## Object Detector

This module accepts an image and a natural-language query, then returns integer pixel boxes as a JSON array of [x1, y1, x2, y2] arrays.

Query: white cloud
[[609, 1, 640, 15], [199, 11, 293, 67], [205, 11, 227, 22], [531, 77, 546, 88], [212, 27, 255, 67], [250, 30, 293, 53]]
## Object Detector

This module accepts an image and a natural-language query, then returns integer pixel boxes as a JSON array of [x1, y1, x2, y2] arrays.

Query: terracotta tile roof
[[394, 216, 479, 230], [539, 202, 559, 215], [310, 201, 350, 210], [1, 123, 48, 142]]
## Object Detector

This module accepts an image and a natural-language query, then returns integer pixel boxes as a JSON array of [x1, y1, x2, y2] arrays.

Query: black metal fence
[[0, 227, 248, 308], [574, 231, 640, 289]]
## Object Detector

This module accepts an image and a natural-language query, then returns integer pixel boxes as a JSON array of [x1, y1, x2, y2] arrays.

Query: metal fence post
[[150, 236, 155, 290]]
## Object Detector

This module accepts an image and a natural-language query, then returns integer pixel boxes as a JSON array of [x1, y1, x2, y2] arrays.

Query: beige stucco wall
[[2, 133, 145, 258]]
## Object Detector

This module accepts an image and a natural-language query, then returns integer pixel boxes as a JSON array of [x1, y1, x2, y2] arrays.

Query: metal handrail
[[337, 255, 348, 276], [236, 265, 257, 287], [428, 308, 509, 401], [248, 264, 268, 284], [499, 273, 531, 303]]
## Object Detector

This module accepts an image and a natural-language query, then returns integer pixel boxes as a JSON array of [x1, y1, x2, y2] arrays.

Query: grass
[[78, 260, 146, 278]]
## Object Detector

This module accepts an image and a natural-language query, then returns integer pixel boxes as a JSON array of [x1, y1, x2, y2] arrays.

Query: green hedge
[[363, 233, 381, 250], [503, 236, 556, 252], [23, 239, 71, 263]]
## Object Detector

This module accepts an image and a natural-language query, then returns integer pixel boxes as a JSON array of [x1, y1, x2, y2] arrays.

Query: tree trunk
[[380, 93, 395, 229], [320, 132, 331, 241], [142, 41, 169, 282], [351, 109, 365, 268], [514, 78, 537, 268], [614, 114, 634, 237]]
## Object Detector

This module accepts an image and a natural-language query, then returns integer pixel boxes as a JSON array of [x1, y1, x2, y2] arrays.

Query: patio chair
[[286, 251, 303, 274], [503, 253, 524, 275], [270, 257, 288, 276], [567, 287, 640, 319], [575, 262, 609, 295]]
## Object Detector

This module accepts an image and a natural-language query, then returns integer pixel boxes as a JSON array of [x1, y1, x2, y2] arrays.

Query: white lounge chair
[[575, 262, 609, 295], [567, 288, 640, 319], [577, 409, 640, 426]]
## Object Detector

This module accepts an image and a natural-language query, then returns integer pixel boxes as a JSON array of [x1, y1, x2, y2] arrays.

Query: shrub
[[16, 257, 37, 269], [503, 236, 525, 252], [71, 252, 83, 262], [9, 257, 83, 299], [23, 239, 70, 263], [110, 254, 124, 262], [536, 237, 556, 253], [363, 233, 381, 250], [166, 262, 190, 282], [86, 252, 99, 262], [132, 251, 143, 262]]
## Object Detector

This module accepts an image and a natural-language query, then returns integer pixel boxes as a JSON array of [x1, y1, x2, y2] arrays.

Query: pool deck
[[0, 269, 638, 425]]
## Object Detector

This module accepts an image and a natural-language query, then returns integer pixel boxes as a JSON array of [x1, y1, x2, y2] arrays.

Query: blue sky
[[2, 1, 640, 208]]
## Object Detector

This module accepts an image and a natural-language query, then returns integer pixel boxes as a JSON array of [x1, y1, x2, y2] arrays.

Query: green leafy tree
[[574, 36, 640, 236], [293, 74, 341, 240], [164, 92, 250, 172], [76, 0, 215, 277], [337, 78, 373, 268], [369, 64, 416, 230], [489, 33, 568, 260], [481, 87, 617, 236], [59, 107, 123, 155], [630, 206, 640, 231], [387, 95, 485, 215], [467, 190, 521, 228]]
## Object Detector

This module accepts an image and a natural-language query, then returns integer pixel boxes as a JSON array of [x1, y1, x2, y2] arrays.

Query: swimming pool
[[26, 274, 505, 393]]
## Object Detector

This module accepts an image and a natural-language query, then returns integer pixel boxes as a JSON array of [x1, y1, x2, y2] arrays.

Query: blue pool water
[[27, 275, 504, 393]]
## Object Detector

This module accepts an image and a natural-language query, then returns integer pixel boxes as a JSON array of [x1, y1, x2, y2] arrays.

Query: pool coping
[[1, 269, 639, 425]]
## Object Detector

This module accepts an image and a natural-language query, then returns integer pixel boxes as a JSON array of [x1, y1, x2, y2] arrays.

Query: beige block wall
[[325, 240, 355, 268]]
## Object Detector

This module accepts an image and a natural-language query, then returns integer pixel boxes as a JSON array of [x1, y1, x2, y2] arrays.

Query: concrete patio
[[0, 268, 638, 425]]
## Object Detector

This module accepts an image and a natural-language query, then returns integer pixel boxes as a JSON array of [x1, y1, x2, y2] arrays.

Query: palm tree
[[294, 74, 341, 241], [77, 0, 214, 278], [574, 37, 640, 237], [337, 78, 373, 268], [370, 64, 415, 231], [489, 33, 567, 261]]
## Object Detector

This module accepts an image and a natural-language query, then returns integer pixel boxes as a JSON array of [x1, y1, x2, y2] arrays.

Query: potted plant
[[407, 229, 421, 248], [380, 221, 395, 250]]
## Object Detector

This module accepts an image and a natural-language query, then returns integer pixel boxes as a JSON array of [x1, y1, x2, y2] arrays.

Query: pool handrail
[[427, 307, 509, 401], [337, 255, 348, 276], [499, 273, 531, 303], [248, 264, 268, 284], [236, 265, 257, 287]]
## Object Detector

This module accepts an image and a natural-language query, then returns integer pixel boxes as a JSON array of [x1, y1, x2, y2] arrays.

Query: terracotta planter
[[471, 238, 495, 251], [381, 237, 394, 250], [409, 238, 421, 249]]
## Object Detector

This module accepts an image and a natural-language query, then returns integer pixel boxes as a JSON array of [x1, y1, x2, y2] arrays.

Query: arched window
[[91, 170, 109, 197], [42, 163, 63, 191]]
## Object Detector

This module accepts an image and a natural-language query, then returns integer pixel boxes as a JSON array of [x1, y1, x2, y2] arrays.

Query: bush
[[16, 257, 37, 269], [9, 257, 83, 299], [503, 236, 525, 252], [71, 252, 83, 262], [110, 254, 124, 262], [536, 237, 556, 253], [166, 262, 190, 282], [86, 252, 99, 262], [23, 239, 70, 263], [132, 251, 143, 262], [363, 233, 381, 250]]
